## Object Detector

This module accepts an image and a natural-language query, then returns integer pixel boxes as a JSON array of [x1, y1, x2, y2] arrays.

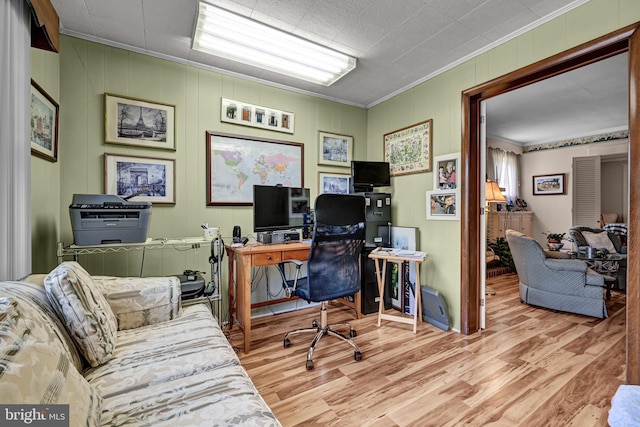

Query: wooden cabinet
[[487, 211, 533, 242]]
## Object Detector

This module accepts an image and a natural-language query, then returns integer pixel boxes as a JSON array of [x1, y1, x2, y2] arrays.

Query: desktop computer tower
[[355, 192, 392, 248], [361, 247, 392, 314]]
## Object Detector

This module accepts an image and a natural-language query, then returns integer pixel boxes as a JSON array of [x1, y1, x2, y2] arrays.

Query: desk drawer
[[283, 249, 309, 261], [252, 252, 282, 266]]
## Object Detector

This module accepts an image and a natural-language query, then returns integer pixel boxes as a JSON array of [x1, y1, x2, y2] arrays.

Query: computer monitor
[[253, 185, 311, 233], [351, 160, 391, 192]]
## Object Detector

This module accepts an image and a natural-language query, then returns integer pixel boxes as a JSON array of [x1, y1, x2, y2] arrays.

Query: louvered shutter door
[[572, 156, 601, 227]]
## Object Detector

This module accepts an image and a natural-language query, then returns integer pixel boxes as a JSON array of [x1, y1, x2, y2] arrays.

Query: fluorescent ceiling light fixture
[[193, 2, 356, 86]]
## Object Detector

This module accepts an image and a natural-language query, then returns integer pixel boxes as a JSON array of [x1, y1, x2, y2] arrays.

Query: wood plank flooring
[[233, 273, 626, 426]]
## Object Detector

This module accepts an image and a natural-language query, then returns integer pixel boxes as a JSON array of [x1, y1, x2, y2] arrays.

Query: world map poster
[[206, 132, 303, 205]]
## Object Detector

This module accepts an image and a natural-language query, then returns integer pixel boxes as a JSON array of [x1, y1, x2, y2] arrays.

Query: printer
[[69, 194, 151, 246]]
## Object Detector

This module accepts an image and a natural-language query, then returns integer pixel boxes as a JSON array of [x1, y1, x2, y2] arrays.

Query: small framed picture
[[318, 172, 351, 194], [30, 80, 59, 162], [433, 153, 460, 190], [104, 93, 176, 150], [426, 190, 460, 220], [318, 131, 353, 167], [104, 154, 175, 204], [532, 173, 566, 195]]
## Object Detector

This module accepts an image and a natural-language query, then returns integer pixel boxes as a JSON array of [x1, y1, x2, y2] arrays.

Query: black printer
[[69, 194, 151, 245]]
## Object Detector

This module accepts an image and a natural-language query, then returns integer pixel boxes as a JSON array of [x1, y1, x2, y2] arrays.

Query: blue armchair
[[506, 229, 607, 318], [278, 193, 366, 370]]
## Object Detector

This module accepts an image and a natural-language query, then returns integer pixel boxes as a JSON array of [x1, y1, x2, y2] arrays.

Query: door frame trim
[[460, 22, 640, 383]]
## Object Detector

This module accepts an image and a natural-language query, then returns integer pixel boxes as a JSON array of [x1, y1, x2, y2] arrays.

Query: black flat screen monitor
[[253, 185, 311, 232], [351, 161, 391, 192]]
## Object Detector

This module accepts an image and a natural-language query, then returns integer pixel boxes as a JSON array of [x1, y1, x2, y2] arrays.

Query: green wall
[[53, 36, 367, 291], [367, 0, 640, 330], [30, 0, 640, 331]]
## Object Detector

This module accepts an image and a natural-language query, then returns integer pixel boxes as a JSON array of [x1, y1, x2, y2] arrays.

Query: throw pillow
[[0, 297, 103, 427], [582, 231, 617, 254], [45, 261, 118, 367]]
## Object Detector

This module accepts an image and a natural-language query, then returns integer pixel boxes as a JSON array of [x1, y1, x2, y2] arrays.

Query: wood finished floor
[[234, 273, 626, 427]]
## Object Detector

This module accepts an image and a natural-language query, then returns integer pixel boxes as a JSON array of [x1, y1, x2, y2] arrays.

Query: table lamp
[[485, 179, 507, 295]]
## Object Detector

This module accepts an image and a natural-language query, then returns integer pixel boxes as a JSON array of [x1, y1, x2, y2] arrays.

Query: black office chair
[[278, 193, 366, 370]]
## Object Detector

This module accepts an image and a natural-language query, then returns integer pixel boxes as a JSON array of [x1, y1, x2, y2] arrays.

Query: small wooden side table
[[368, 249, 427, 333]]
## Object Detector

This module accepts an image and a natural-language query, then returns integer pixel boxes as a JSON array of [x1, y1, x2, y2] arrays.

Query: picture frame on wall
[[221, 98, 295, 134], [30, 79, 59, 162], [104, 153, 175, 204], [426, 190, 460, 220], [532, 173, 566, 195], [384, 119, 433, 177], [318, 131, 353, 167], [318, 172, 351, 194], [104, 93, 176, 150], [433, 152, 460, 190], [206, 131, 303, 206]]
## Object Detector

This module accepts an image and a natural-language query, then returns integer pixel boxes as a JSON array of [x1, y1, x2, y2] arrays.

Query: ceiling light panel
[[193, 2, 356, 86]]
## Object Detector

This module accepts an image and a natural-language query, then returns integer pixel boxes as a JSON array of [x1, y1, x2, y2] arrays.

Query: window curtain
[[487, 147, 518, 203], [0, 0, 31, 280]]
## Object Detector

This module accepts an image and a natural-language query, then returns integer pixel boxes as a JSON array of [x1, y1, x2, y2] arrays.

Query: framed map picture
[[384, 119, 433, 176], [206, 131, 304, 205]]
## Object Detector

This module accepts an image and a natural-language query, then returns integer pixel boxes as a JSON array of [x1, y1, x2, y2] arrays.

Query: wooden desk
[[368, 250, 427, 333], [226, 242, 362, 353]]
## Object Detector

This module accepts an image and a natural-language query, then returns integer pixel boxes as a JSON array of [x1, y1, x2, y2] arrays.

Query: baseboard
[[486, 266, 512, 278]]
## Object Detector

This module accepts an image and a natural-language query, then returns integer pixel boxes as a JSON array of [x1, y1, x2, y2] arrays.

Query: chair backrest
[[505, 229, 548, 286], [297, 194, 366, 302], [569, 226, 623, 253]]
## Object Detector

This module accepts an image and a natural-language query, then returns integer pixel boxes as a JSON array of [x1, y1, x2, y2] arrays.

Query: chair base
[[283, 301, 362, 370]]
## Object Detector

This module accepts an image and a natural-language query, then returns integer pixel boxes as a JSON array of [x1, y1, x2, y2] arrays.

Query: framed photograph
[[533, 173, 566, 195], [384, 119, 433, 177], [30, 80, 59, 162], [318, 172, 351, 194], [104, 154, 175, 204], [426, 190, 460, 220], [206, 131, 303, 206], [434, 152, 460, 190], [104, 93, 176, 150], [318, 131, 353, 167], [221, 98, 295, 134]]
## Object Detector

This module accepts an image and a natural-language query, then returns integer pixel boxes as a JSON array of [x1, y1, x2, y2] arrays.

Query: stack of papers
[[371, 247, 427, 258]]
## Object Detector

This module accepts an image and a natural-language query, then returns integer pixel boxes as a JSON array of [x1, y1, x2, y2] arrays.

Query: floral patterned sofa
[[0, 261, 281, 427]]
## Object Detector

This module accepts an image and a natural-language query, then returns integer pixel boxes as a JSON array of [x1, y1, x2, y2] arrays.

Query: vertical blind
[[0, 0, 31, 280]]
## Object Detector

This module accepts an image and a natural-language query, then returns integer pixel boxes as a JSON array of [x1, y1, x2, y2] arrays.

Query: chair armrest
[[93, 276, 182, 330], [544, 258, 587, 273]]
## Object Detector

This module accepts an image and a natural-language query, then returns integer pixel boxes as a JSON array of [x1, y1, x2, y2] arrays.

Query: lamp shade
[[485, 180, 507, 203]]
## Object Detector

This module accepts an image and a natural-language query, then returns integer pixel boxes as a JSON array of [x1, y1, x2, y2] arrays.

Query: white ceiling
[[50, 0, 628, 143]]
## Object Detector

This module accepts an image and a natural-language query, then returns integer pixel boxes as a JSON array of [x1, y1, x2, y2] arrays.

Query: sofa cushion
[[581, 231, 617, 253], [44, 262, 118, 367], [0, 297, 103, 427], [0, 281, 84, 370], [93, 276, 182, 330]]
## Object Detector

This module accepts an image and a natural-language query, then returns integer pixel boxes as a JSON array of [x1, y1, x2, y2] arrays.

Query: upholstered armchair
[[569, 226, 627, 290], [506, 229, 607, 318]]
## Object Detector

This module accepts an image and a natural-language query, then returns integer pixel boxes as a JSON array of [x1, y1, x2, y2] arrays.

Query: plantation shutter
[[572, 156, 601, 227]]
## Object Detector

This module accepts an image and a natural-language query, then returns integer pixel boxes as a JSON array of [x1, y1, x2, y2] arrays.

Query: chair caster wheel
[[312, 320, 318, 328], [306, 360, 314, 370], [354, 351, 362, 361], [350, 329, 357, 338], [284, 338, 291, 348]]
